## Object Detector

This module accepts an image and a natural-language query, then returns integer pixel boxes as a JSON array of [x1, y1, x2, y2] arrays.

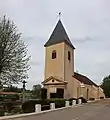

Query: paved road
[[6, 99, 110, 120]]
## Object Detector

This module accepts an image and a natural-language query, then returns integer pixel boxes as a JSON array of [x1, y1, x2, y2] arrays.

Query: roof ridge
[[74, 72, 98, 87]]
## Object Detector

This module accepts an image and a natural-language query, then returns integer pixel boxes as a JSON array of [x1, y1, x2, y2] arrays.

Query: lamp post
[[22, 80, 27, 102]]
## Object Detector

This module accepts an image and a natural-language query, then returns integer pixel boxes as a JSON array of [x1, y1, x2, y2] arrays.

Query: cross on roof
[[58, 12, 62, 20]]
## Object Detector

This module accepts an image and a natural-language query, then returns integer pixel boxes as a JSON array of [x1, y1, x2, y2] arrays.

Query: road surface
[[6, 99, 110, 120]]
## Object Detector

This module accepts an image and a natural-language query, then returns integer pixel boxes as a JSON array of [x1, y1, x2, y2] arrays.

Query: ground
[[21, 99, 110, 120]]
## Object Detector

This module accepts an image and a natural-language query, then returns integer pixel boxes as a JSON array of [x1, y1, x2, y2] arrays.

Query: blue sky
[[0, 0, 110, 89]]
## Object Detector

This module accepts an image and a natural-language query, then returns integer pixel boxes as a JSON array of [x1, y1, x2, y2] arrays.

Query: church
[[42, 19, 105, 100]]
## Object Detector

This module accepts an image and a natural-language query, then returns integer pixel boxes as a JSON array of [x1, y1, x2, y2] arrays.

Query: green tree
[[101, 75, 110, 97], [32, 84, 42, 99], [0, 16, 30, 86]]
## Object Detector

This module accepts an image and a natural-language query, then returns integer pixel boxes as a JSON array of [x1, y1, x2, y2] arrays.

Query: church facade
[[42, 19, 105, 100]]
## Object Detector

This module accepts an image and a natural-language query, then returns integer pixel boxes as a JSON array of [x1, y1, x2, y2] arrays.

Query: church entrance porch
[[43, 85, 66, 99], [42, 76, 68, 99]]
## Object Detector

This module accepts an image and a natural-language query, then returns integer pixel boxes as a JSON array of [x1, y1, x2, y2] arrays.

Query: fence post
[[65, 101, 69, 107], [78, 99, 82, 104], [50, 103, 55, 110], [72, 100, 76, 106], [35, 104, 41, 113]]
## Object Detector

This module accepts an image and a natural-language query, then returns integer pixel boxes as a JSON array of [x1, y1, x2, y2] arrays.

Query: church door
[[57, 88, 64, 98]]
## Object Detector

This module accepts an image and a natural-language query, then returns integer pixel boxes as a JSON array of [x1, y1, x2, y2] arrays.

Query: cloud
[[30, 61, 41, 66]]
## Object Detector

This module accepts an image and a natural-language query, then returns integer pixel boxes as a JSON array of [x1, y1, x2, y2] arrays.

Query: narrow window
[[52, 50, 56, 59], [68, 51, 71, 60]]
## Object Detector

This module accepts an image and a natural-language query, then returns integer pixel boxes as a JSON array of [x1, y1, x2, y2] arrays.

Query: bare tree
[[0, 16, 30, 86]]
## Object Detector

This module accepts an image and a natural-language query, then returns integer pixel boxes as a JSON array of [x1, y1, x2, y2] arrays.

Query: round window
[[52, 79, 54, 82]]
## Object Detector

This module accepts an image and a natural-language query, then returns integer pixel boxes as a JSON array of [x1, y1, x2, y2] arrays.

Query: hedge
[[68, 98, 77, 106], [0, 94, 19, 102], [50, 98, 66, 108], [89, 98, 95, 101], [78, 97, 87, 103], [69, 97, 87, 105], [22, 97, 87, 113], [22, 99, 67, 113], [100, 97, 104, 99], [22, 99, 49, 113], [0, 102, 22, 116]]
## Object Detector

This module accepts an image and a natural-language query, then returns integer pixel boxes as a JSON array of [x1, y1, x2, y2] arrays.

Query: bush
[[5, 102, 14, 113], [78, 97, 87, 103], [22, 98, 67, 113], [68, 98, 77, 106], [0, 107, 4, 116], [51, 98, 66, 108], [11, 105, 23, 115], [0, 94, 19, 102], [100, 97, 104, 99], [69, 97, 87, 105], [89, 98, 95, 101], [22, 99, 51, 113]]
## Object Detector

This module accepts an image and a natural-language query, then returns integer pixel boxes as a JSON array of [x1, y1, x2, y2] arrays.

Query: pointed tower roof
[[44, 20, 75, 49]]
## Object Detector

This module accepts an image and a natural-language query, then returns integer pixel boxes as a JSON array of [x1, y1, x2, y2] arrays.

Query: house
[[42, 19, 105, 100]]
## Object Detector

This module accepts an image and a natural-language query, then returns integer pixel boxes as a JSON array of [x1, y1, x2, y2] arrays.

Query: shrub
[[5, 102, 14, 113], [22, 99, 51, 113], [69, 98, 76, 101], [0, 94, 19, 102], [0, 107, 4, 116], [68, 98, 77, 106], [51, 98, 66, 108], [78, 97, 87, 103], [100, 97, 104, 99], [40, 99, 50, 111], [22, 98, 67, 113], [89, 98, 95, 101], [22, 100, 40, 113], [11, 105, 23, 115], [69, 97, 87, 105]]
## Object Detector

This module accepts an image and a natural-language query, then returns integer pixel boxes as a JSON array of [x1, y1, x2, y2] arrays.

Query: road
[[6, 99, 110, 120]]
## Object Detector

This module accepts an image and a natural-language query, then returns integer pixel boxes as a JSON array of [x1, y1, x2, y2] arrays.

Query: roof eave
[[44, 41, 75, 49]]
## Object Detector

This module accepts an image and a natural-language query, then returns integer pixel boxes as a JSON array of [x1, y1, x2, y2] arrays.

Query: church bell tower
[[42, 19, 75, 98]]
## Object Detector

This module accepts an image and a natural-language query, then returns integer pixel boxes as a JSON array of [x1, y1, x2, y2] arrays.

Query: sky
[[0, 0, 110, 89]]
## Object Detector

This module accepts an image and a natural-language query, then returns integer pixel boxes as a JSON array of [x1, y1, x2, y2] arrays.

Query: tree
[[0, 16, 30, 86], [32, 84, 42, 99], [101, 75, 110, 97]]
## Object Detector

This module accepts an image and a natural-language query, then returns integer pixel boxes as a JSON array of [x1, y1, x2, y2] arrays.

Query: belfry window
[[52, 50, 56, 59], [68, 51, 71, 60]]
